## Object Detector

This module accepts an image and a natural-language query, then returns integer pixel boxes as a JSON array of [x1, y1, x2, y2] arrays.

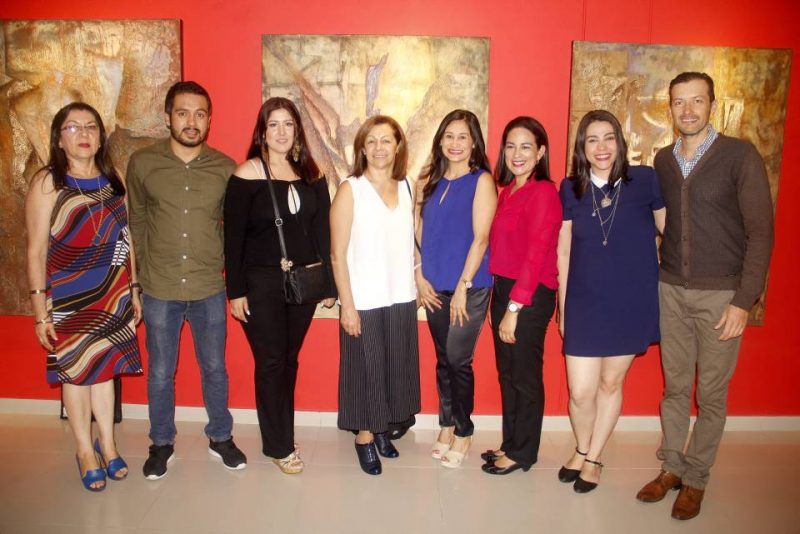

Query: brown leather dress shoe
[[671, 485, 705, 520], [636, 470, 682, 502]]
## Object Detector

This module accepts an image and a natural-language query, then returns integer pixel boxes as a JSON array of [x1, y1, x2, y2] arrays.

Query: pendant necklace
[[72, 175, 105, 245], [590, 181, 621, 246]]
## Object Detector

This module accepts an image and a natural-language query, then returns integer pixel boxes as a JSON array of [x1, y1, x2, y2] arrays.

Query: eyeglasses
[[61, 123, 100, 135]]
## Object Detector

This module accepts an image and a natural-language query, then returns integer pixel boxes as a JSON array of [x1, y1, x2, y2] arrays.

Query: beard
[[170, 124, 208, 148]]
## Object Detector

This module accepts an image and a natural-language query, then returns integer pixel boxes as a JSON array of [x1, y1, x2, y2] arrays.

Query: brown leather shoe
[[636, 470, 682, 502], [671, 484, 705, 520]]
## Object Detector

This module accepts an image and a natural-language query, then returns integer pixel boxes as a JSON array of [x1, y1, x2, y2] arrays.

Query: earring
[[291, 142, 300, 163]]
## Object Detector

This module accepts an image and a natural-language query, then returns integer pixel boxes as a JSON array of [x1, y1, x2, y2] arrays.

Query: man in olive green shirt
[[127, 81, 246, 479]]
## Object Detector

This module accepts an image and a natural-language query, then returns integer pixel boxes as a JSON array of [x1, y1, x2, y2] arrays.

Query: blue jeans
[[142, 291, 233, 445]]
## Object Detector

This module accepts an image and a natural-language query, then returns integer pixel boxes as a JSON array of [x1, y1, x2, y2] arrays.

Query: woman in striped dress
[[25, 102, 142, 491], [330, 115, 421, 475]]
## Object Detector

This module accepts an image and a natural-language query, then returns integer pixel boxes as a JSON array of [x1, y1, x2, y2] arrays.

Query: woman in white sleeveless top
[[330, 115, 421, 475]]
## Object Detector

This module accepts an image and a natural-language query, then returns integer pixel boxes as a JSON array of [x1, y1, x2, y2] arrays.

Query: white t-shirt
[[345, 176, 416, 310]]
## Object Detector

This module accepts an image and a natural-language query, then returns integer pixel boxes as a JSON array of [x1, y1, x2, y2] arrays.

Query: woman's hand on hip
[[321, 298, 337, 309], [230, 297, 250, 323]]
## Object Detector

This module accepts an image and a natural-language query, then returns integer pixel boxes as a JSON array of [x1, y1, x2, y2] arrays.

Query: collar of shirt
[[590, 171, 619, 189], [672, 124, 719, 178], [153, 138, 214, 164]]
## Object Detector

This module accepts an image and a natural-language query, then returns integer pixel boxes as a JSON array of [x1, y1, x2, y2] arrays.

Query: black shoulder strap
[[258, 156, 292, 270]]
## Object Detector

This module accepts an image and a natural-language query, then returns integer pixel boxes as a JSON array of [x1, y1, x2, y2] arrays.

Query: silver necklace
[[590, 182, 621, 246], [72, 175, 105, 244]]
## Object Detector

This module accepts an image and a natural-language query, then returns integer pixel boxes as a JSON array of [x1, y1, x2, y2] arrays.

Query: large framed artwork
[[262, 34, 490, 195], [568, 41, 792, 324], [262, 34, 490, 318], [0, 19, 182, 315]]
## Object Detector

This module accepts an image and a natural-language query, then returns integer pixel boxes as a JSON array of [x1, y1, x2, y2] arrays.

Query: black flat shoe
[[355, 442, 382, 475], [374, 432, 399, 458], [481, 460, 530, 475], [480, 449, 503, 463], [558, 447, 587, 483], [573, 458, 603, 493]]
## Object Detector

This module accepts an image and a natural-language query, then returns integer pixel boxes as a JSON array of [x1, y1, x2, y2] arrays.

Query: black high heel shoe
[[573, 458, 603, 493], [355, 441, 382, 475], [481, 459, 530, 475], [374, 432, 399, 458], [558, 447, 587, 483]]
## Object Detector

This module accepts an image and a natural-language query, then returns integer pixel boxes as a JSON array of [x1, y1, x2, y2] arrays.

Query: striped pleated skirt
[[338, 300, 421, 433]]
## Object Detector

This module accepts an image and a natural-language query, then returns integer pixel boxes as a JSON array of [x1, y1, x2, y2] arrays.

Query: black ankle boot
[[355, 442, 382, 475]]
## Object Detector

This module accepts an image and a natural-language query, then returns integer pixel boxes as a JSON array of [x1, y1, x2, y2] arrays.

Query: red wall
[[2, 0, 799, 416]]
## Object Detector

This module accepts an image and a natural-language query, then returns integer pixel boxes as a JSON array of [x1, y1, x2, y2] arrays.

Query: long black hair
[[568, 110, 629, 199], [419, 109, 491, 209], [44, 102, 124, 194], [493, 116, 551, 186], [246, 97, 321, 185]]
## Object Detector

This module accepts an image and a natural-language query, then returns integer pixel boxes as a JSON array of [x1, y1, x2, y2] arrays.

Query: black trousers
[[490, 277, 555, 468], [241, 267, 316, 459], [426, 287, 490, 437]]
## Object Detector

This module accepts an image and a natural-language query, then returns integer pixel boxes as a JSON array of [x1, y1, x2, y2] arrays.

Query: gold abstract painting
[[263, 34, 490, 319], [0, 19, 181, 315], [262, 34, 490, 194], [568, 41, 792, 324]]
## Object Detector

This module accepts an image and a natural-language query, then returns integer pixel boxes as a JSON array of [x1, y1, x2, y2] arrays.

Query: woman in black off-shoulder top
[[223, 97, 336, 475]]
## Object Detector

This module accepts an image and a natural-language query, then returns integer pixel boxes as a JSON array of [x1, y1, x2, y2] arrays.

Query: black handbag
[[259, 157, 332, 305]]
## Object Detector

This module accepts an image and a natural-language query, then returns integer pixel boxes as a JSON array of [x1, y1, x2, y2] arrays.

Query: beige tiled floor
[[0, 414, 798, 534]]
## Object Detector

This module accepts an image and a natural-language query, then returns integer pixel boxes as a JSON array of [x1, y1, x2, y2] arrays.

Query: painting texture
[[263, 34, 490, 196], [568, 41, 792, 324], [263, 34, 490, 319], [0, 19, 181, 315]]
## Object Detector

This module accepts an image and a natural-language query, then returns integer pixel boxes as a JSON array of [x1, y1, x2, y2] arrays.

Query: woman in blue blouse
[[416, 110, 497, 468], [556, 110, 665, 493]]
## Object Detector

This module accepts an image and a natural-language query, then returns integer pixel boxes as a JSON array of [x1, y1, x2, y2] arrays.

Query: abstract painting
[[263, 34, 490, 319], [262, 34, 490, 195], [0, 19, 181, 315], [568, 41, 792, 324]]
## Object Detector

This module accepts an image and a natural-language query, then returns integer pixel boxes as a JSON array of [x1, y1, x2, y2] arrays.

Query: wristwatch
[[461, 278, 473, 289], [507, 301, 522, 313]]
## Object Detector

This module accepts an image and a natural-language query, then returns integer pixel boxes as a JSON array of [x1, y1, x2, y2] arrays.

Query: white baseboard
[[1, 399, 797, 431]]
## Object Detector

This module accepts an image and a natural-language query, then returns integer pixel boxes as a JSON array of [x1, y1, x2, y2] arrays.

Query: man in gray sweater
[[635, 72, 774, 520]]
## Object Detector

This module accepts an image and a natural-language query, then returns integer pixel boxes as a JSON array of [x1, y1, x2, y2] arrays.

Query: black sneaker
[[209, 437, 247, 470], [143, 444, 175, 480]]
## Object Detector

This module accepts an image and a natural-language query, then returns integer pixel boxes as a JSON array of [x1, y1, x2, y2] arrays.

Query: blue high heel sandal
[[94, 439, 128, 481], [76, 455, 106, 492]]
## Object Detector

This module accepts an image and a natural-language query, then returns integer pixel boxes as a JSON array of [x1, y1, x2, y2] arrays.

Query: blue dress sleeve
[[648, 167, 666, 211], [559, 178, 574, 221]]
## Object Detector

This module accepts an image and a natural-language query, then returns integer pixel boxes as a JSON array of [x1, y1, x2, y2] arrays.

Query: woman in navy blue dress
[[556, 110, 665, 493]]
